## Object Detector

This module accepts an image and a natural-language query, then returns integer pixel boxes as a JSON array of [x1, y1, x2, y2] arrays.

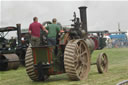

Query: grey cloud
[[1, 1, 128, 32]]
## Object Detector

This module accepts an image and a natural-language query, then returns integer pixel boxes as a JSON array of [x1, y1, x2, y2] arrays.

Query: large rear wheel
[[25, 46, 49, 81], [64, 39, 90, 80], [25, 47, 39, 81]]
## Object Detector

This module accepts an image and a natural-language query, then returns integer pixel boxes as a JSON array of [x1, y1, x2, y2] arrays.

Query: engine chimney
[[79, 6, 88, 38], [16, 24, 21, 45]]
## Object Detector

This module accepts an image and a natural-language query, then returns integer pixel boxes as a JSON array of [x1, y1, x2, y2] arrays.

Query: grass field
[[0, 48, 128, 85]]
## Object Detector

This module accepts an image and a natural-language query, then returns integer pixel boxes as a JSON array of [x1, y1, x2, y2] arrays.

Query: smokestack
[[16, 24, 21, 45], [79, 6, 88, 37], [118, 23, 121, 32]]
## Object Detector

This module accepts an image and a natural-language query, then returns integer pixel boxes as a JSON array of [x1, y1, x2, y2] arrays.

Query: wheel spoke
[[76, 45, 80, 56], [101, 63, 105, 69], [101, 54, 107, 70], [80, 51, 87, 57], [74, 57, 79, 63], [80, 56, 87, 65], [101, 59, 104, 64], [79, 42, 82, 52], [75, 63, 80, 70], [78, 47, 81, 54], [77, 66, 82, 76], [80, 66, 85, 77], [83, 61, 88, 66], [103, 55, 107, 64], [78, 42, 83, 54], [101, 55, 105, 67]]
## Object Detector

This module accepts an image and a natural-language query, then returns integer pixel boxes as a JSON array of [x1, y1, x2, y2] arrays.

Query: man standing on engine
[[29, 17, 48, 46], [46, 18, 61, 46]]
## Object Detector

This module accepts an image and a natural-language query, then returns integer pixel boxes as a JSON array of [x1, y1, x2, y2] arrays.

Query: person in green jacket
[[46, 18, 61, 46]]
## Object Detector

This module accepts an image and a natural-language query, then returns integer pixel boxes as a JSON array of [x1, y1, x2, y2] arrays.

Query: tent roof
[[109, 34, 126, 39]]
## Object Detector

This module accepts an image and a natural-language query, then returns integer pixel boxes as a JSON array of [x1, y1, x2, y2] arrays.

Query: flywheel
[[64, 39, 90, 80]]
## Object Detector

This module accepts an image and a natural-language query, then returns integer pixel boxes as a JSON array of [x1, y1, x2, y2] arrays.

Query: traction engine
[[25, 6, 108, 81]]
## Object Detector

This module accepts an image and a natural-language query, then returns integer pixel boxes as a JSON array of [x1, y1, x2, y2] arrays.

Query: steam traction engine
[[0, 24, 26, 70], [88, 30, 109, 50], [25, 6, 108, 81]]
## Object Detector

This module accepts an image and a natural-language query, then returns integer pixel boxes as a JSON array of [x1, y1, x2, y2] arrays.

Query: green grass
[[0, 48, 128, 85]]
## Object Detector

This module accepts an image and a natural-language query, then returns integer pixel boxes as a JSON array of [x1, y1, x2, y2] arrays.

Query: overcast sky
[[1, 1, 128, 32]]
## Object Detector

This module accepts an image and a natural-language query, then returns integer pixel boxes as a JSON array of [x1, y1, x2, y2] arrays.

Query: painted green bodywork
[[32, 47, 50, 64], [32, 45, 64, 74]]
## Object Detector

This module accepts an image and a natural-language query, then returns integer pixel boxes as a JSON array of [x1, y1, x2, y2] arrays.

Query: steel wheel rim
[[74, 40, 90, 80], [97, 53, 108, 73], [101, 53, 108, 72]]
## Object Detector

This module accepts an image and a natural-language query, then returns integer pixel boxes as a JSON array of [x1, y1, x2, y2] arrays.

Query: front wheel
[[96, 52, 108, 73]]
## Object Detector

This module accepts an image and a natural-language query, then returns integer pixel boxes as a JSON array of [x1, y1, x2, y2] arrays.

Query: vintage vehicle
[[0, 24, 29, 70], [88, 30, 109, 50], [25, 6, 108, 81]]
